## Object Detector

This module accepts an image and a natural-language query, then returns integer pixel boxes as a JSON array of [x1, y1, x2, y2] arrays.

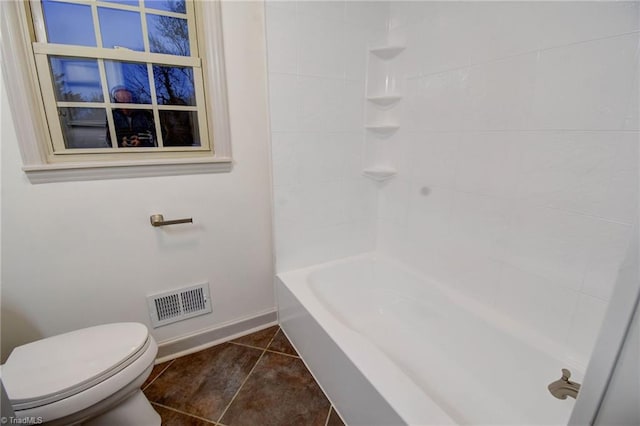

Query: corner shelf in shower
[[366, 94, 403, 106], [362, 168, 397, 182], [369, 45, 405, 60]]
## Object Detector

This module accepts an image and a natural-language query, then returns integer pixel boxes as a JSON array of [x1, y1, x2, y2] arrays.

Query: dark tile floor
[[143, 326, 347, 426]]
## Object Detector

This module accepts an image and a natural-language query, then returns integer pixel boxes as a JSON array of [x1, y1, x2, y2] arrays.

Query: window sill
[[23, 157, 233, 184]]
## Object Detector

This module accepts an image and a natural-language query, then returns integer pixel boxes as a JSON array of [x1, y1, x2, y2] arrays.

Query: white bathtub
[[277, 254, 580, 425]]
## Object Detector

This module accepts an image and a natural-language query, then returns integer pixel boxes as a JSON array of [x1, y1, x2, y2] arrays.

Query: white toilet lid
[[2, 322, 149, 409]]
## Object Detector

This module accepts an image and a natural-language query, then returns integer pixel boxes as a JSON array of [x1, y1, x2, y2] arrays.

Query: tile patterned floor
[[143, 326, 347, 426]]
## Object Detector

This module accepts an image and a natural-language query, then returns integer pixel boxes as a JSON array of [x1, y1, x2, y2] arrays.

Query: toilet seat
[[2, 323, 151, 412]]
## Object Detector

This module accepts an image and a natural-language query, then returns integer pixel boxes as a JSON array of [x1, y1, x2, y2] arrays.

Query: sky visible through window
[[41, 0, 200, 148], [42, 0, 193, 105]]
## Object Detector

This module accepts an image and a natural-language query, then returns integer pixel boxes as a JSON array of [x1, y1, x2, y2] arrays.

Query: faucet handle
[[549, 368, 582, 400]]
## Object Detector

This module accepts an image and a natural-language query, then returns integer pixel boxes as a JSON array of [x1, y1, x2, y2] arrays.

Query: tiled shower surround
[[266, 0, 639, 368]]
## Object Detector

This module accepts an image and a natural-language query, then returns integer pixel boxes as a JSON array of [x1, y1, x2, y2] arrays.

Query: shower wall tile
[[405, 184, 454, 248], [531, 34, 639, 130], [453, 132, 523, 198], [265, 0, 297, 12], [267, 0, 638, 365], [296, 1, 345, 23], [462, 54, 537, 131], [265, 6, 298, 74], [270, 132, 303, 188], [413, 71, 467, 131], [467, 1, 640, 65], [515, 132, 639, 224], [296, 76, 334, 131], [388, 1, 433, 31], [325, 218, 377, 259], [415, 2, 475, 76], [442, 251, 503, 308], [623, 53, 639, 130], [268, 73, 299, 132], [271, 132, 361, 188], [402, 78, 426, 132], [386, 24, 424, 80], [275, 224, 335, 273], [465, 2, 542, 65], [408, 131, 460, 188], [266, 1, 385, 81], [376, 218, 406, 258], [389, 1, 640, 68], [529, 1, 640, 53], [581, 222, 633, 302], [494, 204, 606, 292], [566, 294, 608, 366], [275, 214, 376, 273], [447, 192, 511, 256], [269, 77, 363, 133], [383, 129, 413, 176], [344, 1, 390, 32], [297, 15, 345, 79], [376, 1, 639, 365], [494, 264, 577, 346], [335, 80, 366, 132], [344, 25, 375, 81], [377, 177, 410, 223], [342, 178, 378, 221]]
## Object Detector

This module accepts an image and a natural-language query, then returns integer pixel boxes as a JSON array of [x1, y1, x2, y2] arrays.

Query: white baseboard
[[155, 309, 278, 363]]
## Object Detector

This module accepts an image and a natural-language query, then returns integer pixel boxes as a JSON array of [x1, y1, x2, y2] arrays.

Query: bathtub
[[276, 254, 579, 425]]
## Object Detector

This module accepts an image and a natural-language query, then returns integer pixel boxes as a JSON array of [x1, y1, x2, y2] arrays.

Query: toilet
[[0, 323, 160, 425]]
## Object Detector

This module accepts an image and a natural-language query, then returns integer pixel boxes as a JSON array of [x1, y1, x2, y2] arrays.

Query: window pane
[[145, 0, 186, 14], [49, 57, 103, 102], [42, 1, 96, 47], [105, 61, 151, 104], [147, 14, 190, 56], [58, 108, 109, 149], [98, 8, 144, 51], [153, 65, 195, 105], [110, 108, 156, 147], [159, 111, 200, 146]]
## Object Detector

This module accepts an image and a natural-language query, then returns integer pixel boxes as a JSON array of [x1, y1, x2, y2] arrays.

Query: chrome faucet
[[548, 368, 581, 400]]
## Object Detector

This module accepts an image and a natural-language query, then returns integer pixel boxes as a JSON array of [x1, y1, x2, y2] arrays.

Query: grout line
[[215, 330, 281, 424], [324, 406, 332, 426], [265, 348, 300, 359], [151, 402, 217, 424], [228, 340, 272, 352], [142, 359, 175, 391], [405, 29, 640, 81], [332, 406, 347, 426]]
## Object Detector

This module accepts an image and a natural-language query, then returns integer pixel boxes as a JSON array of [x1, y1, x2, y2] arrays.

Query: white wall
[[376, 1, 639, 367], [266, 1, 390, 272], [1, 1, 274, 362]]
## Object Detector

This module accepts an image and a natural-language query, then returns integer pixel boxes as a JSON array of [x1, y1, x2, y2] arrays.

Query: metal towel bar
[[150, 214, 193, 227]]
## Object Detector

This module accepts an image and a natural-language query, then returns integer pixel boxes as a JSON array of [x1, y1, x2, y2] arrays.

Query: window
[[1, 0, 231, 182]]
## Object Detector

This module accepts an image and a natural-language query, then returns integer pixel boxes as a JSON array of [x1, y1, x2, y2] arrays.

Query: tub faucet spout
[[548, 369, 581, 400]]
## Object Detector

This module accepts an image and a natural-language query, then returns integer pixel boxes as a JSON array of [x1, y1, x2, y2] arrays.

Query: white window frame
[[0, 0, 232, 183]]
